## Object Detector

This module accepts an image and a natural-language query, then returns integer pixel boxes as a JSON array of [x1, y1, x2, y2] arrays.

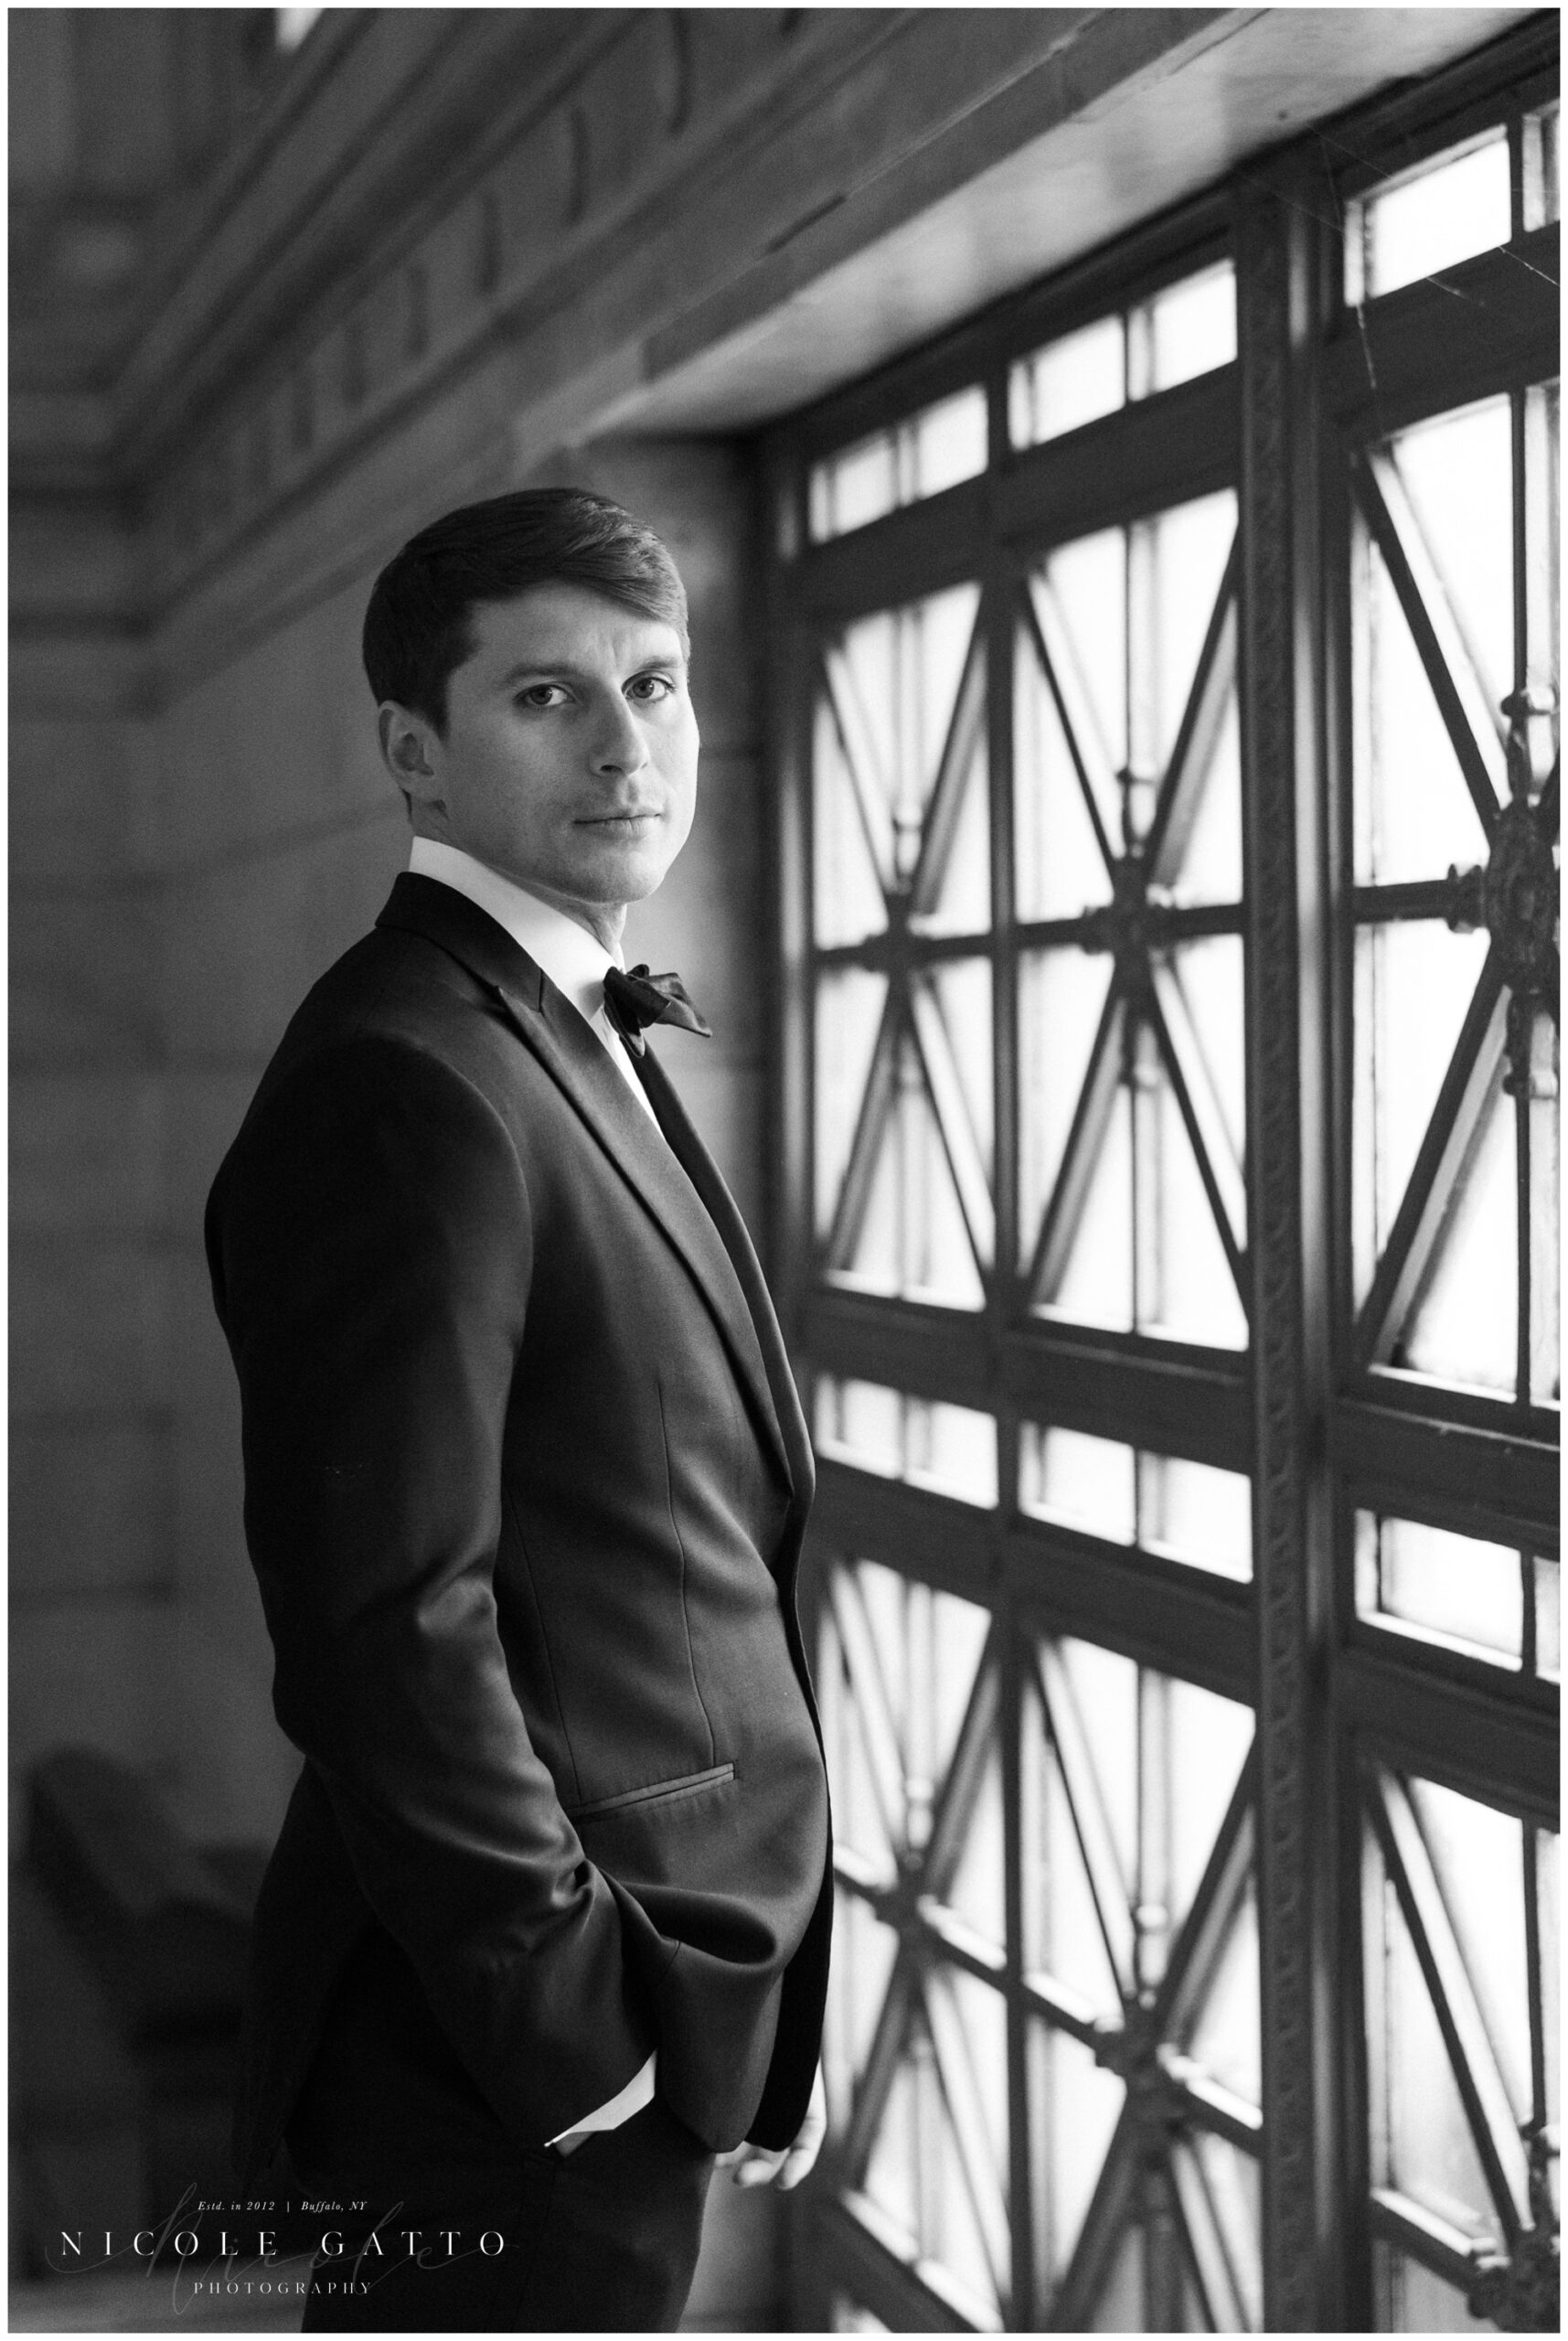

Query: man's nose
[[588, 690, 649, 775]]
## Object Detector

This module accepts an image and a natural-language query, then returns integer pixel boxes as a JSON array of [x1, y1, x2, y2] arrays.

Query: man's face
[[391, 583, 699, 933]]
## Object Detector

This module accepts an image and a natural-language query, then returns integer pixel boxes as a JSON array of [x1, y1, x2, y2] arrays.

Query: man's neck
[[515, 882, 625, 957], [409, 823, 625, 953]]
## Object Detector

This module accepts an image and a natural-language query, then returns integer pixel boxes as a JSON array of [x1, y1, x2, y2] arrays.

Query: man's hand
[[716, 2065, 826, 2190]]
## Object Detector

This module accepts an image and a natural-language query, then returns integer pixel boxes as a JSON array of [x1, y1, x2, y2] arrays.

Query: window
[[275, 7, 321, 54], [767, 25, 1556, 2333], [1331, 63, 1560, 2331]]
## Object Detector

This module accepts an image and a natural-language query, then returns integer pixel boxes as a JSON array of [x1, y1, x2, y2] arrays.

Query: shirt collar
[[408, 838, 621, 1028]]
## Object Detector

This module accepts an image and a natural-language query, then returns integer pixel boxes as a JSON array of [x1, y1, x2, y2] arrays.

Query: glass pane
[[1020, 1423, 1136, 1544], [815, 966, 887, 1237], [1393, 396, 1514, 714], [1020, 1662, 1124, 2020], [1535, 1555, 1560, 1682], [1139, 260, 1236, 393], [1033, 1021, 1247, 1348], [1527, 1014, 1561, 1406], [861, 1972, 1009, 2324], [1353, 528, 1496, 886], [911, 1399, 998, 1507], [1174, 936, 1244, 1180], [1050, 1637, 1139, 1965], [1018, 948, 1114, 1267], [947, 1740, 1006, 1951], [1009, 312, 1125, 449], [831, 2297, 890, 2335], [812, 432, 898, 543], [1372, 2243, 1499, 2334], [1141, 1453, 1253, 1582], [276, 7, 322, 51], [815, 1378, 997, 1507], [1181, 2129, 1263, 2331], [1030, 531, 1127, 810], [1523, 102, 1560, 233], [1187, 1876, 1262, 2103], [1014, 615, 1115, 923], [913, 388, 990, 500], [1351, 920, 1492, 1306], [1008, 259, 1236, 452], [1410, 1779, 1536, 2128], [1355, 1511, 1524, 1666], [911, 722, 990, 937], [1362, 1775, 1555, 2276], [1539, 1828, 1560, 2133], [1169, 694, 1243, 905], [1021, 1430, 1252, 1581], [835, 1030, 987, 1308], [826, 586, 981, 895], [1029, 2020, 1125, 2291], [1165, 1676, 1253, 1946], [815, 1375, 903, 1478], [1397, 1078, 1518, 1394], [1146, 1041, 1249, 1348], [1033, 1641, 1253, 2003], [921, 958, 994, 1183], [809, 384, 987, 541], [819, 1561, 992, 1883], [1144, 492, 1237, 780], [1364, 1819, 1506, 2247], [823, 1886, 899, 2137], [1352, 130, 1513, 302], [818, 1608, 897, 1891], [813, 690, 888, 946], [1048, 1078, 1135, 1332]]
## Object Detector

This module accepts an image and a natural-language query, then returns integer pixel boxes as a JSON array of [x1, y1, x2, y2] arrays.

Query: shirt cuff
[[546, 2050, 657, 2144]]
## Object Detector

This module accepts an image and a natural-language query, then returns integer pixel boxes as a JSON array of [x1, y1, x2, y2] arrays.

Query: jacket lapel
[[378, 875, 795, 1495], [635, 1047, 814, 1518]]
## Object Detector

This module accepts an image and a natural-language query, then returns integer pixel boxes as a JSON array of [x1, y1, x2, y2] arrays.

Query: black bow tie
[[603, 964, 712, 1056]]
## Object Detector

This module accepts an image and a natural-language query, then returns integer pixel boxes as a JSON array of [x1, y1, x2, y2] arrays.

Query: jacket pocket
[[567, 1761, 735, 1823]]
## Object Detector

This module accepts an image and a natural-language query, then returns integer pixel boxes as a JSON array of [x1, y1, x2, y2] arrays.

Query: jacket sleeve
[[207, 1032, 656, 2145]]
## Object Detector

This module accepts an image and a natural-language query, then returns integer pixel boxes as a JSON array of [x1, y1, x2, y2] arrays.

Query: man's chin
[[517, 855, 676, 925], [565, 845, 678, 907]]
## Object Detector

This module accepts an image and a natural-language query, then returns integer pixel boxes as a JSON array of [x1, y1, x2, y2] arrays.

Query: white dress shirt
[[409, 836, 660, 2144], [409, 837, 662, 1128]]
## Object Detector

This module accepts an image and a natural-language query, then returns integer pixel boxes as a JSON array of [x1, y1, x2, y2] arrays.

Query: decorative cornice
[[131, 8, 1098, 620], [12, 7, 1528, 704]]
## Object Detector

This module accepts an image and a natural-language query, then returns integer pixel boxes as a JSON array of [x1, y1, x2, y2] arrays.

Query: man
[[205, 489, 831, 2332]]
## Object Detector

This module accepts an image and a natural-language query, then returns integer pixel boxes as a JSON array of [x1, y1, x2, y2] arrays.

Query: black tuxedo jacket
[[206, 873, 831, 2184]]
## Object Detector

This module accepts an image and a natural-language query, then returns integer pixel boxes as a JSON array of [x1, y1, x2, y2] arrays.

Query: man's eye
[[517, 684, 567, 709], [628, 674, 675, 702]]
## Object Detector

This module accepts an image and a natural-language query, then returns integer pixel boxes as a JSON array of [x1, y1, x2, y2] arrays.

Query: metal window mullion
[[1237, 148, 1346, 2331], [997, 1579, 1034, 2333]]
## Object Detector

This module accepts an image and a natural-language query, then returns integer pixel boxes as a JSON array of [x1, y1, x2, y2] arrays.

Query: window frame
[[760, 17, 1559, 2330]]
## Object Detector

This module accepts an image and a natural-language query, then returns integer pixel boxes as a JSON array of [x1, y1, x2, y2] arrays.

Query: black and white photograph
[[9, 5, 1560, 2334]]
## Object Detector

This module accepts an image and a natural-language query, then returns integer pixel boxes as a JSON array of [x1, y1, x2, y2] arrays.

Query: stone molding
[[24, 8, 1173, 659], [13, 5, 1522, 706]]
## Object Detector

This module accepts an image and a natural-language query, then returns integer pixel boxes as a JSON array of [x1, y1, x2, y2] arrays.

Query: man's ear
[[378, 701, 443, 816]]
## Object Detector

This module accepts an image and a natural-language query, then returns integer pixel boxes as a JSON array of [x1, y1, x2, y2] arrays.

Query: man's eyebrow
[[494, 651, 685, 688]]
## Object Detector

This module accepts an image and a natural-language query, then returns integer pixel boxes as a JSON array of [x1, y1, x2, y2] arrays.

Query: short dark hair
[[362, 487, 689, 732]]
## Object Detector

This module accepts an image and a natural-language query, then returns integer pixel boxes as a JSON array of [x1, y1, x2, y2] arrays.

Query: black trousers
[[286, 1928, 712, 2330], [293, 2098, 713, 2332]]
